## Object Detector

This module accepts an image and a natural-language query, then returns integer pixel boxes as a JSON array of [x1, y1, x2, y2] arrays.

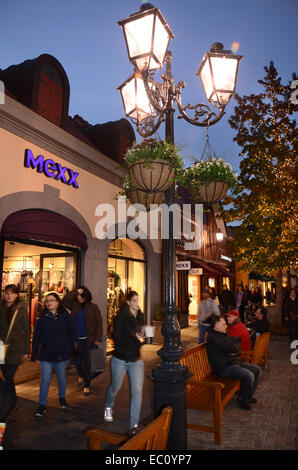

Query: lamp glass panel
[[124, 14, 154, 65], [199, 59, 213, 101], [216, 232, 224, 241], [153, 15, 169, 66], [210, 56, 237, 92], [135, 55, 159, 72], [121, 78, 136, 115], [135, 76, 153, 115], [213, 91, 231, 105]]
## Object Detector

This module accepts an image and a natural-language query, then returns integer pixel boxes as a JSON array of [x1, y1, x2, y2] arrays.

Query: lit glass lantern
[[118, 71, 156, 122], [118, 3, 174, 72], [197, 43, 242, 106], [216, 229, 224, 241]]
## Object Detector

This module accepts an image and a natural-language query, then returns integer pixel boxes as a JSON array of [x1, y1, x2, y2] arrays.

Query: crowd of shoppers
[[0, 279, 297, 440]]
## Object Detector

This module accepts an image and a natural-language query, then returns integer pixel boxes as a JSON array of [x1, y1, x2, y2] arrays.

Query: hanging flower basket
[[116, 175, 165, 211], [128, 159, 175, 193], [127, 188, 165, 211], [177, 158, 238, 204], [193, 180, 229, 203], [124, 139, 184, 193]]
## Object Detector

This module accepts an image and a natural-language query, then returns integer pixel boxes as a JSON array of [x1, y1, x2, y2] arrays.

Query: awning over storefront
[[190, 259, 234, 277], [249, 272, 275, 282], [1, 209, 88, 250], [190, 259, 220, 276], [209, 262, 235, 278]]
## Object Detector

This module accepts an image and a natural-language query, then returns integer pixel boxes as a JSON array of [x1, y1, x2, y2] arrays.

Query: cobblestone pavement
[[2, 327, 297, 450]]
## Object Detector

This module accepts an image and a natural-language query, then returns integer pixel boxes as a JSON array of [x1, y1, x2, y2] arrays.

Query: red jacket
[[228, 319, 251, 351]]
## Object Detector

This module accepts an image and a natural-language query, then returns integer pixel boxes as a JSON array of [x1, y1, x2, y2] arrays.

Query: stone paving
[[2, 327, 297, 450]]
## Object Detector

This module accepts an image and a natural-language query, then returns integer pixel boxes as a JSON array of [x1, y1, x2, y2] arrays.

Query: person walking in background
[[252, 288, 263, 306], [235, 285, 248, 323], [31, 293, 77, 417], [198, 288, 220, 344], [219, 284, 235, 314], [284, 289, 298, 343], [225, 309, 251, 352], [62, 286, 103, 396], [0, 285, 30, 406], [104, 291, 145, 435], [244, 285, 252, 302], [266, 289, 273, 306], [206, 315, 261, 410]]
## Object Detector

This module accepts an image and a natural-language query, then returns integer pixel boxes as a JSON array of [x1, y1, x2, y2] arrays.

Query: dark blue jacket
[[31, 309, 78, 363]]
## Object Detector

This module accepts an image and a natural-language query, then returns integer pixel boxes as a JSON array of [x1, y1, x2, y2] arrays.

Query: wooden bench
[[179, 344, 240, 445], [85, 406, 172, 450], [241, 332, 271, 369]]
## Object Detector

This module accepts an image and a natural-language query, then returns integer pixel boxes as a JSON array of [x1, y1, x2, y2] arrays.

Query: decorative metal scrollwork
[[133, 52, 226, 137], [134, 113, 165, 137]]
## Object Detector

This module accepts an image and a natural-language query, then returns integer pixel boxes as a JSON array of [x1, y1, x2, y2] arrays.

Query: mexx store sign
[[24, 149, 79, 188]]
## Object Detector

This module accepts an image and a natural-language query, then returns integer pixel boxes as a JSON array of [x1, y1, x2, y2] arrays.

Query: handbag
[[1, 309, 19, 364], [90, 345, 105, 376]]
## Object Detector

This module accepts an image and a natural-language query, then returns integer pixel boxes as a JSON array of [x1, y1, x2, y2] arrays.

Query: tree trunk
[[287, 269, 291, 289], [274, 269, 283, 328]]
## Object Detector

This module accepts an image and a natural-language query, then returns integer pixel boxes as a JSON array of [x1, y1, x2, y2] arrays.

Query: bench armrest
[[86, 428, 128, 449], [187, 379, 224, 390]]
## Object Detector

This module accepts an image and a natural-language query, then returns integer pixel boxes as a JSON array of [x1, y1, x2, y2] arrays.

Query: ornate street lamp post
[[118, 3, 242, 449]]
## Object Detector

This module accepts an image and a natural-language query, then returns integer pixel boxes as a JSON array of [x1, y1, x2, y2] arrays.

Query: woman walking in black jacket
[[31, 293, 77, 417], [0, 285, 30, 405], [104, 291, 144, 434]]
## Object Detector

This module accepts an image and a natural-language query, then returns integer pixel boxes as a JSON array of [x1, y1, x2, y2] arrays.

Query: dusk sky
[[1, 0, 297, 173]]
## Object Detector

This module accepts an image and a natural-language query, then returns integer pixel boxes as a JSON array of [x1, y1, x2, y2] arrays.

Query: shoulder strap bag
[[3, 309, 19, 363]]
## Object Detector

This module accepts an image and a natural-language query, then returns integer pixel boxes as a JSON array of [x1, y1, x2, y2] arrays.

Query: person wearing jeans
[[104, 291, 144, 434], [39, 359, 69, 406], [105, 357, 144, 428], [206, 315, 261, 410], [31, 293, 77, 417], [219, 362, 261, 404]]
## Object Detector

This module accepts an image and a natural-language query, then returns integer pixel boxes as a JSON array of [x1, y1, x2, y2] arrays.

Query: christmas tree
[[222, 62, 298, 326]]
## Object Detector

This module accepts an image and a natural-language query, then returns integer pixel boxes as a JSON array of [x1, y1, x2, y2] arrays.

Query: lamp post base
[[151, 365, 190, 450]]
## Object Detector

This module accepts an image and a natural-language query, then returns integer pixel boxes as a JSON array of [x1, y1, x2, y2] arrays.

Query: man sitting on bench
[[247, 306, 271, 348], [206, 315, 261, 410]]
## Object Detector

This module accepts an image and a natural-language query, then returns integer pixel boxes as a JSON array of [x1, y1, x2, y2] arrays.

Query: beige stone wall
[[0, 125, 163, 334], [0, 127, 162, 254]]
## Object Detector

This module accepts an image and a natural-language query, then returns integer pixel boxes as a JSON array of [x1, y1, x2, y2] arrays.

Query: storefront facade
[[0, 54, 162, 348], [175, 208, 235, 323]]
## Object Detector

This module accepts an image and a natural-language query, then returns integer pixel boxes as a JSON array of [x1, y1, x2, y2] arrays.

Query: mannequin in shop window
[[0, 285, 30, 407], [62, 286, 103, 395]]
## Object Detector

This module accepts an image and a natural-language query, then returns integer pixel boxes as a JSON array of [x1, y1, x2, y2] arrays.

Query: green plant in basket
[[124, 138, 184, 172], [177, 158, 238, 197]]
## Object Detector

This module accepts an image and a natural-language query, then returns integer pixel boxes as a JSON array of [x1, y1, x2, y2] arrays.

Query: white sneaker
[[104, 407, 113, 422]]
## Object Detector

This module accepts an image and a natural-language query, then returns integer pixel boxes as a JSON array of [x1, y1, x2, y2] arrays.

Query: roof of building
[[0, 54, 135, 164]]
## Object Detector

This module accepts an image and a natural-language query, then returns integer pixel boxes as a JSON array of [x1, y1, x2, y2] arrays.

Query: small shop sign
[[189, 268, 203, 275], [24, 149, 79, 188], [176, 261, 191, 270]]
